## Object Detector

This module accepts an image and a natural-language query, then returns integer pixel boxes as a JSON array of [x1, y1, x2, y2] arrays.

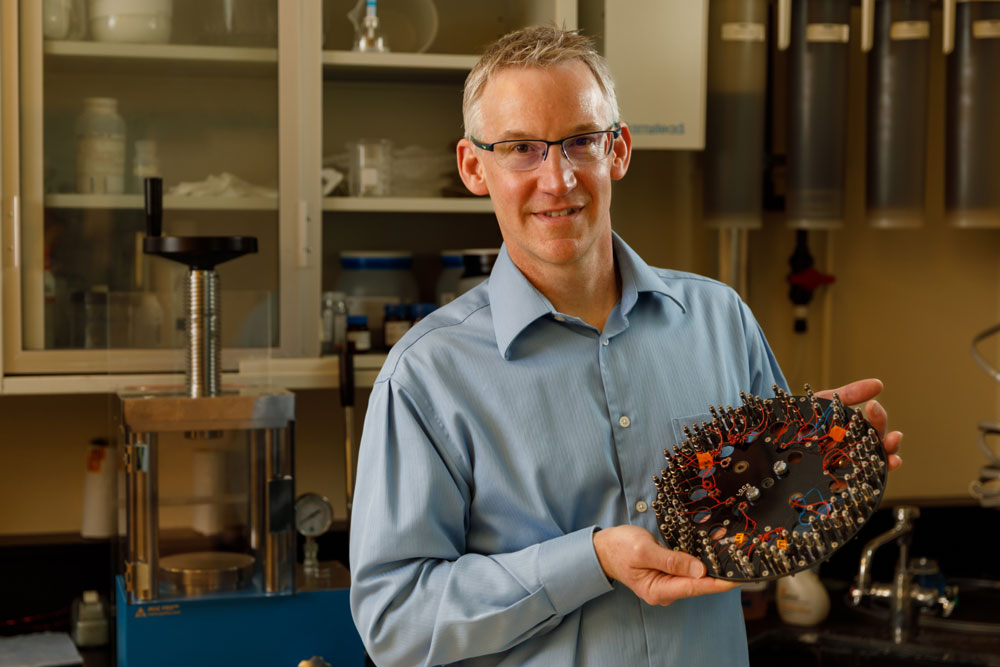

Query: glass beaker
[[347, 139, 392, 197]]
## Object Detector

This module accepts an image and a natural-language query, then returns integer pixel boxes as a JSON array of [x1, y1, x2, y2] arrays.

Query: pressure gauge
[[294, 493, 333, 537]]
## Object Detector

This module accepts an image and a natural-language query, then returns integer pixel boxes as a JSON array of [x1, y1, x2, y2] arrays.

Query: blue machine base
[[115, 576, 364, 666]]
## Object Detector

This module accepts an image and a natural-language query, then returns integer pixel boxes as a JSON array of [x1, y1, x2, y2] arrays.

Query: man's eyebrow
[[493, 124, 605, 141]]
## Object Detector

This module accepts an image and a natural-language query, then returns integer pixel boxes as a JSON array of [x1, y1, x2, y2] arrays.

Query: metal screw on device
[[142, 177, 257, 400]]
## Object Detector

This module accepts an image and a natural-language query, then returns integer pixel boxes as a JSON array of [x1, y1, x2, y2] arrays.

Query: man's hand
[[593, 525, 736, 606], [815, 378, 902, 471]]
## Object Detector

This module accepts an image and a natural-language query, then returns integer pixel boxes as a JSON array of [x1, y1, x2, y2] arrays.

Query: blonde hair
[[462, 26, 620, 139]]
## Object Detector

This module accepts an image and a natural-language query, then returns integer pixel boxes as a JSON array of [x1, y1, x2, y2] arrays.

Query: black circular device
[[143, 177, 257, 269], [652, 385, 888, 582], [142, 235, 257, 270]]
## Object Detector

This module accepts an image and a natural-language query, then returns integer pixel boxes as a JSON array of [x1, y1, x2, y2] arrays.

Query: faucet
[[850, 506, 957, 644]]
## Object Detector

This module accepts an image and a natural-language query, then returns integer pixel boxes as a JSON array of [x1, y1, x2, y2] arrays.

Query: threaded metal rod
[[185, 269, 220, 398]]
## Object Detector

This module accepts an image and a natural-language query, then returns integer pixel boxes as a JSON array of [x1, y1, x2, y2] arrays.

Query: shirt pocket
[[668, 412, 714, 452]]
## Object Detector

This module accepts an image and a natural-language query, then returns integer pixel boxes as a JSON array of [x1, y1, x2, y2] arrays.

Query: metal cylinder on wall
[[704, 0, 770, 297], [862, 0, 932, 229], [779, 0, 852, 230], [944, 0, 1000, 229]]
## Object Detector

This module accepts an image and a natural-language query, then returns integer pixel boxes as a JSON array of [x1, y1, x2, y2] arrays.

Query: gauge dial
[[295, 492, 333, 537]]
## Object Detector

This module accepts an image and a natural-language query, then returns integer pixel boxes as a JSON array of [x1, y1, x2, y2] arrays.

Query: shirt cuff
[[537, 526, 614, 617]]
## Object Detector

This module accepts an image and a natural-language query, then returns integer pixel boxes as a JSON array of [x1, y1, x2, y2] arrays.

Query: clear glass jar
[[336, 251, 418, 350], [76, 97, 126, 194], [347, 139, 393, 196], [320, 291, 348, 355]]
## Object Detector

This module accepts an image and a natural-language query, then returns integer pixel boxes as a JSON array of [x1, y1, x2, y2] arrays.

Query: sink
[[749, 628, 1000, 666], [849, 578, 1000, 635], [749, 580, 1000, 667]]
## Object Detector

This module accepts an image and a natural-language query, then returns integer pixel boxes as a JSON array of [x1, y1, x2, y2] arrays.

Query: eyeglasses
[[470, 124, 621, 171]]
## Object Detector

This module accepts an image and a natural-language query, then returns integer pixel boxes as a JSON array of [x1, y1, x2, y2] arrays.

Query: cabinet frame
[[1, 0, 319, 386]]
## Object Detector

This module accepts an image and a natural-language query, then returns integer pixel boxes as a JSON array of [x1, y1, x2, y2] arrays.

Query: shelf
[[238, 354, 386, 390], [1, 372, 189, 395], [322, 50, 477, 82], [1, 354, 387, 394], [323, 196, 492, 213], [44, 40, 278, 77], [46, 194, 279, 211]]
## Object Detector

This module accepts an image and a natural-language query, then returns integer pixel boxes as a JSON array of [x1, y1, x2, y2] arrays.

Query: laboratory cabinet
[[1, 0, 314, 393], [2, 0, 705, 394]]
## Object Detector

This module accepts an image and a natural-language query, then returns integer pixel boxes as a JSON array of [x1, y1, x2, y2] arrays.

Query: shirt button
[[619, 415, 631, 428], [602, 338, 610, 346], [635, 500, 649, 513], [554, 315, 566, 322]]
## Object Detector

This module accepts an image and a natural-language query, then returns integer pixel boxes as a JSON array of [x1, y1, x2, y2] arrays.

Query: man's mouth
[[538, 207, 580, 218]]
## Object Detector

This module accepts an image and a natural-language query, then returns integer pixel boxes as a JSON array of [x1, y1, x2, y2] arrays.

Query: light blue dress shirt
[[350, 233, 787, 666]]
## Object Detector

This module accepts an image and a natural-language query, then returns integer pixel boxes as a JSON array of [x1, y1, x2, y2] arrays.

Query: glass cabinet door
[[2, 0, 304, 377], [318, 0, 574, 356]]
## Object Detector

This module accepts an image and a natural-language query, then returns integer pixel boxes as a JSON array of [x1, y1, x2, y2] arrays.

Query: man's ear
[[610, 123, 632, 181], [457, 138, 490, 196]]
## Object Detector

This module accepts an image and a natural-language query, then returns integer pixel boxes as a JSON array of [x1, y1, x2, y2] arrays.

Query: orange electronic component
[[829, 425, 847, 442], [696, 452, 714, 469], [776, 539, 788, 551]]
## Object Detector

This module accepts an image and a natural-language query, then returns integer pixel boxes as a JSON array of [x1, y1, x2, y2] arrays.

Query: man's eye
[[571, 135, 596, 147], [511, 143, 536, 154]]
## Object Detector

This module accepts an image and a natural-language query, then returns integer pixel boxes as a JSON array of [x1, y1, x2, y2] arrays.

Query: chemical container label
[[805, 23, 849, 43], [973, 20, 1000, 39], [890, 21, 929, 41], [721, 23, 765, 43]]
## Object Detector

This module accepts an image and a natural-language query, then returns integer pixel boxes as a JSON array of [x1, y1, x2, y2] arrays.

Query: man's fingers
[[884, 430, 903, 470], [655, 547, 706, 578], [814, 378, 883, 405], [864, 398, 888, 437], [646, 574, 738, 605], [883, 430, 902, 455]]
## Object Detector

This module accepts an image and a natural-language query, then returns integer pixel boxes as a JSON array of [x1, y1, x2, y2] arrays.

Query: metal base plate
[[159, 551, 255, 596]]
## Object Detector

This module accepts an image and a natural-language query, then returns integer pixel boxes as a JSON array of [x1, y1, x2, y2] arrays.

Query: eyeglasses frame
[[469, 123, 623, 171]]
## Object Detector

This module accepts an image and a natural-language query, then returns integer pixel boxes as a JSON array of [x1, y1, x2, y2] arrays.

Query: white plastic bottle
[[76, 97, 126, 194], [776, 568, 830, 626]]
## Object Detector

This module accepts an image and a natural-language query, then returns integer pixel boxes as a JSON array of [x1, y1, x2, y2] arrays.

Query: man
[[350, 26, 902, 666]]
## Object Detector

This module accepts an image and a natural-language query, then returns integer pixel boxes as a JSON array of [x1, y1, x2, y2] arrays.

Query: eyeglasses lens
[[496, 131, 612, 170]]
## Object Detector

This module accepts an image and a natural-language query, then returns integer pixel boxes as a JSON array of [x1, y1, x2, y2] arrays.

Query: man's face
[[457, 61, 631, 277]]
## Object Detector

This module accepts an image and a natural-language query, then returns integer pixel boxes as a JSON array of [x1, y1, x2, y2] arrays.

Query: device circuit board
[[652, 384, 888, 582]]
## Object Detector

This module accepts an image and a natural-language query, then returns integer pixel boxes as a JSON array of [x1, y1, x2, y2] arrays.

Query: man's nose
[[537, 145, 577, 193]]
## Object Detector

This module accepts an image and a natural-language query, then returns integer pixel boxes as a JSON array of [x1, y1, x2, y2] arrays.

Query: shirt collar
[[488, 232, 685, 359]]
